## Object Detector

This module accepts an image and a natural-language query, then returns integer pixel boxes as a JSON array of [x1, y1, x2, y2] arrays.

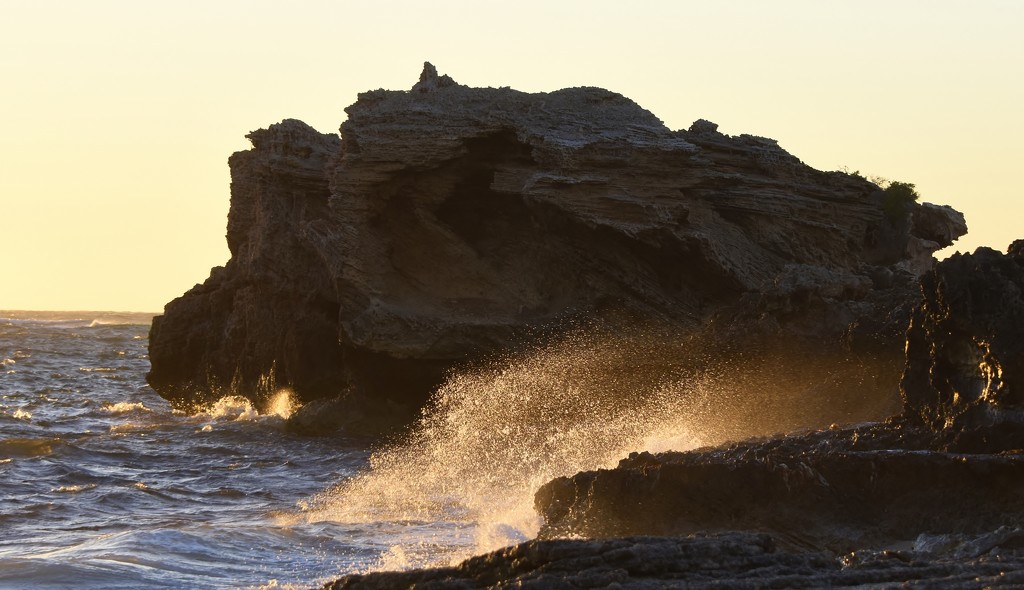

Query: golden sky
[[2, 0, 1021, 312]]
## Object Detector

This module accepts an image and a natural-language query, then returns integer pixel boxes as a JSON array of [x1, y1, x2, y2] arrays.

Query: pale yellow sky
[[1, 1, 1021, 312]]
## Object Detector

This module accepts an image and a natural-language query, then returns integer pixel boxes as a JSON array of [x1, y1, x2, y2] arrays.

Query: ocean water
[[0, 311, 897, 589], [0, 311, 393, 588]]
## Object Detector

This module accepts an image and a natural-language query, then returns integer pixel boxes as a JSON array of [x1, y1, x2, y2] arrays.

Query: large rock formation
[[147, 63, 965, 427]]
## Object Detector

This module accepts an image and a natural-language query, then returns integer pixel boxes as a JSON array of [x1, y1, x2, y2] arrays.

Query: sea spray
[[299, 327, 901, 571], [265, 389, 300, 419]]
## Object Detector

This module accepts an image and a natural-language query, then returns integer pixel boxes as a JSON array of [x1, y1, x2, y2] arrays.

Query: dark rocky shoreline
[[324, 532, 1024, 589]]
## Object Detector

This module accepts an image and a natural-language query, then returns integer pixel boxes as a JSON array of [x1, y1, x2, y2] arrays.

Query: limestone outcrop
[[147, 63, 965, 427]]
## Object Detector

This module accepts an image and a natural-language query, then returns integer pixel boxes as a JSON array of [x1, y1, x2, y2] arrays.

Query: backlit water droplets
[[302, 330, 721, 570], [297, 326, 898, 573]]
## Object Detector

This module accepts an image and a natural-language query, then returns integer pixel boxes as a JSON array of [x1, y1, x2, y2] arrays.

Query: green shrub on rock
[[882, 180, 920, 221]]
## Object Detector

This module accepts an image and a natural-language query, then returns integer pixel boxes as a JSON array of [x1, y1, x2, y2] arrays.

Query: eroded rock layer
[[147, 64, 965, 427]]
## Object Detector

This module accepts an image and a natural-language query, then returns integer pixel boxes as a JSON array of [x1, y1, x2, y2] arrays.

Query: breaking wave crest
[[101, 401, 152, 414], [185, 389, 301, 423]]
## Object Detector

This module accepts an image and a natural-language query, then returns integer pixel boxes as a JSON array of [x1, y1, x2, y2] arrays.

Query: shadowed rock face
[[147, 121, 349, 410], [147, 63, 965, 426], [902, 242, 1024, 449]]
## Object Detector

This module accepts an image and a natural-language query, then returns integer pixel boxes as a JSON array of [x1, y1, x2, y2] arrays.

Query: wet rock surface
[[148, 63, 964, 425], [323, 531, 1024, 589]]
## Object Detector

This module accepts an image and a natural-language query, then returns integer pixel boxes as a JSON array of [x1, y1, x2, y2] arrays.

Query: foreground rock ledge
[[147, 63, 965, 431], [323, 531, 1024, 589]]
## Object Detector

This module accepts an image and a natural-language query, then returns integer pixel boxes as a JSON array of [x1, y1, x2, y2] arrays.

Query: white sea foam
[[52, 484, 98, 494], [191, 389, 301, 425], [201, 396, 262, 421], [101, 401, 151, 414]]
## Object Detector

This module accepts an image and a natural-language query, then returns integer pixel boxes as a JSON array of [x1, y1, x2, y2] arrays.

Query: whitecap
[[52, 484, 98, 494], [198, 396, 261, 421], [101, 401, 151, 414], [192, 390, 301, 423]]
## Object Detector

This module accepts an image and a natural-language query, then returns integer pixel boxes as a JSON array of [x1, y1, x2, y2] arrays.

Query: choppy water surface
[[0, 312, 381, 589]]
